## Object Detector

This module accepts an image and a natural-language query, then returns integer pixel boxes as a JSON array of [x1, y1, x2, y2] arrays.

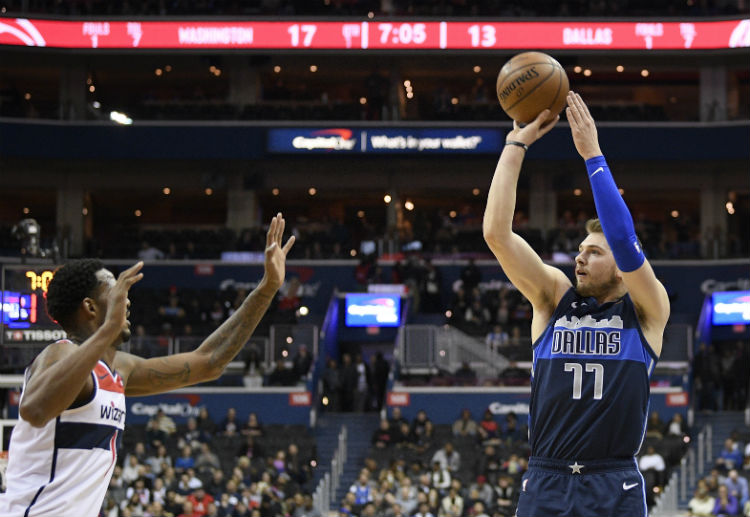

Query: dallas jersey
[[529, 288, 658, 460], [0, 354, 126, 517]]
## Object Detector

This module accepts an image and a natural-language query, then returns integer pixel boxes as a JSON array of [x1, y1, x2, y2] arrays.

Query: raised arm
[[567, 91, 670, 352], [20, 262, 143, 427], [483, 110, 572, 320], [117, 213, 295, 396]]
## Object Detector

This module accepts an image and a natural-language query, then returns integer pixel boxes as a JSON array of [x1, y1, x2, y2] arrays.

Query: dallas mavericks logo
[[551, 315, 622, 356]]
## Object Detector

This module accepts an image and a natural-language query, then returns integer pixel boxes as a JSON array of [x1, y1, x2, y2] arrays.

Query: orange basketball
[[496, 52, 569, 124]]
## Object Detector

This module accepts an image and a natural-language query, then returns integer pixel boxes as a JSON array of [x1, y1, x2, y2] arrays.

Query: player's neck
[[67, 326, 120, 365], [595, 285, 628, 306]]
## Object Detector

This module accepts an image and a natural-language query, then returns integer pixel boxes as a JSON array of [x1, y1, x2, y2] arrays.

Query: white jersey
[[0, 356, 126, 517]]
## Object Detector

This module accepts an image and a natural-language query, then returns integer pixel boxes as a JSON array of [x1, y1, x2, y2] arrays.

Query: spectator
[[713, 485, 739, 516], [706, 469, 726, 493], [186, 487, 214, 517], [354, 354, 373, 412], [454, 362, 477, 384], [502, 412, 523, 444], [471, 501, 490, 517], [430, 461, 452, 494], [665, 413, 688, 437], [460, 258, 482, 292], [452, 409, 478, 438], [340, 353, 358, 412], [694, 343, 721, 411], [420, 259, 443, 313], [238, 435, 264, 460], [411, 410, 432, 440], [725, 470, 750, 509], [688, 479, 716, 517], [125, 477, 151, 507], [439, 486, 463, 517], [639, 445, 666, 488], [195, 442, 221, 474], [138, 241, 165, 260], [388, 407, 409, 433], [286, 443, 310, 485], [242, 412, 264, 438], [394, 421, 416, 450], [414, 420, 435, 455], [493, 476, 516, 517], [371, 352, 390, 411], [349, 471, 374, 506], [431, 443, 461, 473], [294, 494, 322, 517], [175, 445, 196, 473], [414, 502, 435, 517], [717, 439, 744, 472], [322, 358, 342, 412], [372, 419, 394, 449], [219, 407, 239, 436], [292, 345, 313, 381], [268, 361, 298, 386], [468, 476, 493, 508], [146, 444, 172, 477], [178, 500, 197, 517], [486, 325, 509, 351], [179, 417, 209, 450], [477, 409, 500, 443], [196, 407, 216, 436], [122, 454, 142, 484], [645, 411, 665, 439], [477, 445, 502, 486]]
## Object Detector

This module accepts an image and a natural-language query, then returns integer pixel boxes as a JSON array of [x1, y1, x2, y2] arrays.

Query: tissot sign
[[0, 18, 748, 50], [267, 128, 502, 154]]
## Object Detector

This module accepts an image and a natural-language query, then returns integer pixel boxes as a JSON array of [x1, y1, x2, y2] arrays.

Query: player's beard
[[575, 270, 620, 300], [120, 326, 131, 344]]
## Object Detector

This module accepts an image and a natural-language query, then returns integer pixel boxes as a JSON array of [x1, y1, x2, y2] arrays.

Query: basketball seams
[[545, 66, 566, 114], [502, 65, 558, 114], [497, 61, 557, 91]]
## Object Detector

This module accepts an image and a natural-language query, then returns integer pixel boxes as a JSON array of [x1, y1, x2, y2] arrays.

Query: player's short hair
[[585, 218, 603, 234], [46, 259, 105, 330], [585, 218, 643, 252]]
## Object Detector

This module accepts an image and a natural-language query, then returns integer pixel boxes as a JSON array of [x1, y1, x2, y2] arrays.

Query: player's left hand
[[506, 109, 560, 148], [261, 213, 295, 292], [567, 91, 603, 160]]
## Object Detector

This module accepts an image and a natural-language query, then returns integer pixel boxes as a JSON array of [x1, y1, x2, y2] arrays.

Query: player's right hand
[[506, 109, 560, 148], [105, 261, 144, 328]]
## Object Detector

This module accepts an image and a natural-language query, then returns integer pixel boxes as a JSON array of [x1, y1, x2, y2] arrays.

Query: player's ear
[[81, 297, 98, 318]]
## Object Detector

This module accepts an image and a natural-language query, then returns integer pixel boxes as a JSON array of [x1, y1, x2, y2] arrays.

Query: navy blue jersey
[[529, 287, 658, 460]]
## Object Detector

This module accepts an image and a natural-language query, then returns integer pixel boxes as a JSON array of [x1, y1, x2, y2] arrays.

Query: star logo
[[568, 461, 584, 474]]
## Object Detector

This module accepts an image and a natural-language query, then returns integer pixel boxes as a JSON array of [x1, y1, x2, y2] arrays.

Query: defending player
[[483, 92, 670, 517], [0, 213, 294, 517]]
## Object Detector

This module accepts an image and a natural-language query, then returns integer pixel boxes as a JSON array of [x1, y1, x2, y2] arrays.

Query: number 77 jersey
[[529, 288, 658, 460]]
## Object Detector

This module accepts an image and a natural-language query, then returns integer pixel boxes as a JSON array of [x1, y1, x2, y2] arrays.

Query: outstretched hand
[[262, 213, 296, 292], [506, 109, 560, 148], [106, 261, 143, 329], [566, 91, 603, 160]]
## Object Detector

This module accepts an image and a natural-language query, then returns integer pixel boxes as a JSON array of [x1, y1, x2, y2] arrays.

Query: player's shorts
[[515, 457, 648, 517]]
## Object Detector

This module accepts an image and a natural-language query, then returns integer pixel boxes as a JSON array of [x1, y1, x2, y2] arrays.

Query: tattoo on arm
[[203, 289, 275, 371], [146, 360, 191, 386]]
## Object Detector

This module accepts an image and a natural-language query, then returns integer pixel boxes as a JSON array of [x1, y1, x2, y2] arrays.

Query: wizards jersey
[[0, 352, 126, 517], [529, 288, 658, 460]]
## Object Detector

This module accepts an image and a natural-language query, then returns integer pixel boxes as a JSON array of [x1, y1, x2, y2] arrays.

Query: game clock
[[1, 265, 62, 344]]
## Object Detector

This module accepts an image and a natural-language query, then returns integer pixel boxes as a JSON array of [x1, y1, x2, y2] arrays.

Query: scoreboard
[[1, 265, 65, 345], [0, 17, 747, 50]]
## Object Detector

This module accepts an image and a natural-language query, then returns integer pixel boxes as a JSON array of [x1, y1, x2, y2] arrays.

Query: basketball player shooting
[[483, 92, 670, 517], [0, 213, 294, 517]]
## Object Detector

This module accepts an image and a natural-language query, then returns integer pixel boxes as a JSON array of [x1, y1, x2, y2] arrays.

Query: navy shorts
[[515, 457, 648, 517]]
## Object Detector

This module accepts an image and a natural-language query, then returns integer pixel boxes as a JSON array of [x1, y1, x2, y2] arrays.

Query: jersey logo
[[98, 373, 109, 380], [622, 482, 639, 491], [555, 315, 623, 330], [568, 461, 584, 474]]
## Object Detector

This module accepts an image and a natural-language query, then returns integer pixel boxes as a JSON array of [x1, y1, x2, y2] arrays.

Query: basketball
[[496, 51, 569, 124]]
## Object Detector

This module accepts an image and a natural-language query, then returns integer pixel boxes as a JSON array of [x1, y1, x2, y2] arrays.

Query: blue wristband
[[585, 156, 645, 273]]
